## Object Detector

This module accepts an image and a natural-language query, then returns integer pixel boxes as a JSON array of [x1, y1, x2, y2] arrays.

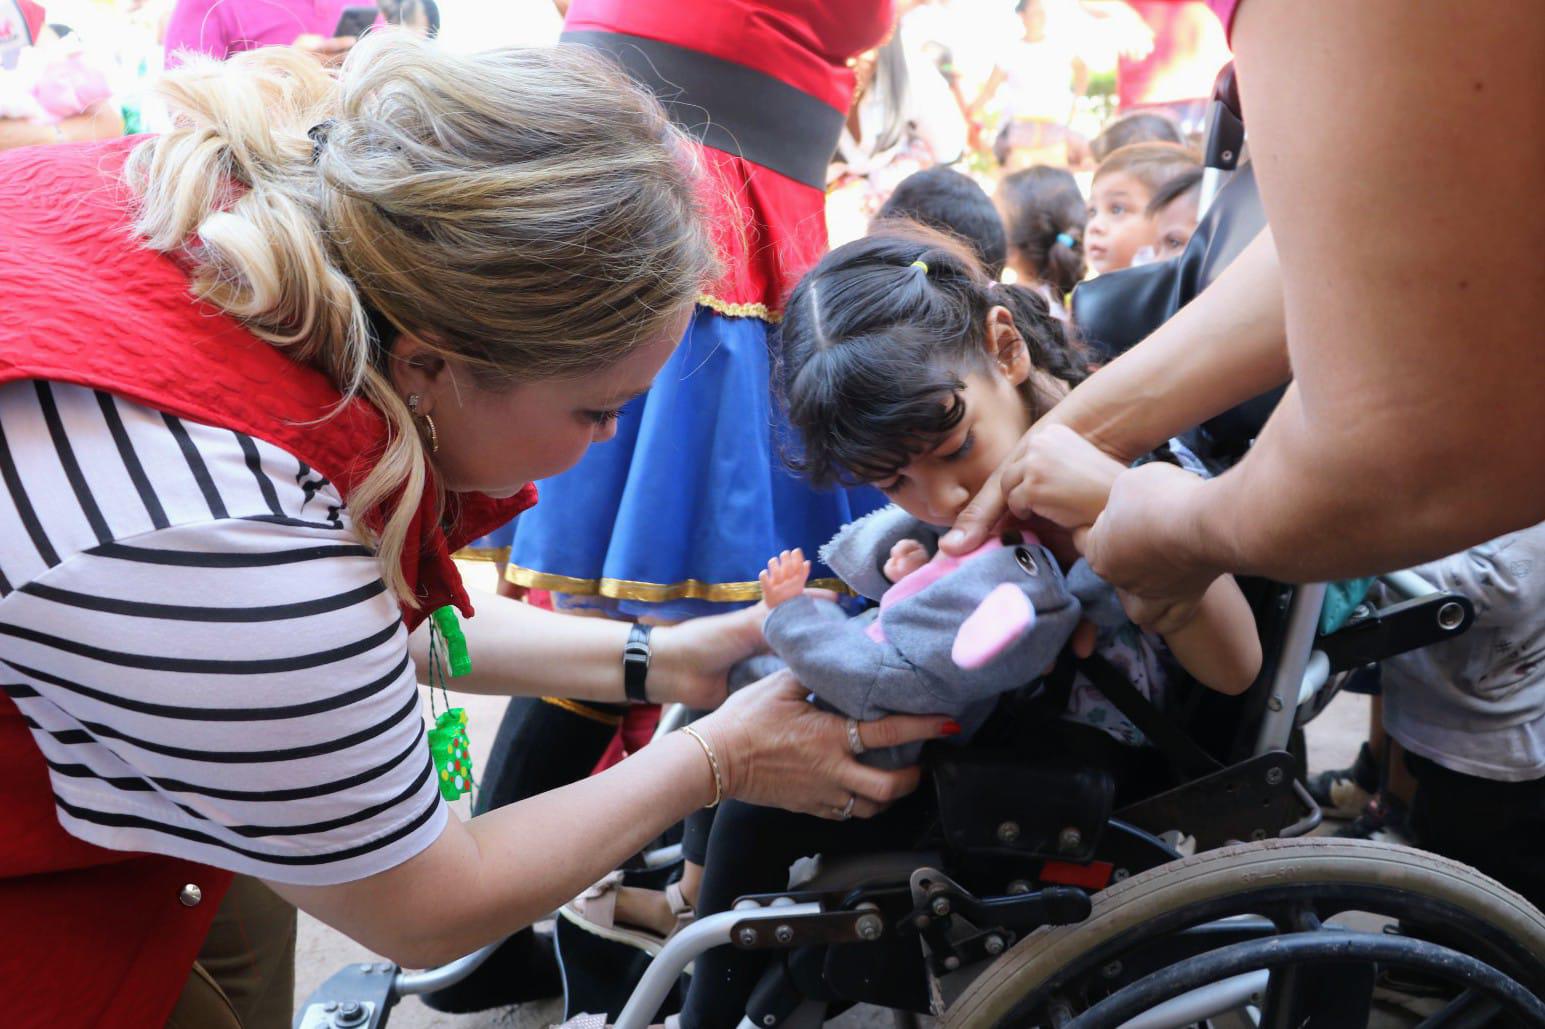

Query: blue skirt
[[489, 306, 885, 620]]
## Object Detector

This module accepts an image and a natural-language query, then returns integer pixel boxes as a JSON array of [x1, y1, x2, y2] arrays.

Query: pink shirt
[[163, 0, 379, 66]]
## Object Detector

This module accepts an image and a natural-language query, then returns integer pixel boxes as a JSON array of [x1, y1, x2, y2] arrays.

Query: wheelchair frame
[[294, 568, 1498, 1029]]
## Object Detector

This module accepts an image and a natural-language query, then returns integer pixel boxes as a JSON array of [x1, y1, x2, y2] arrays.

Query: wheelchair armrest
[[931, 749, 1113, 862], [1316, 590, 1475, 674]]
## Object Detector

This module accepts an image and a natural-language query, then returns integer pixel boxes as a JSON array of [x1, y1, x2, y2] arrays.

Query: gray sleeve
[[764, 597, 945, 720], [1396, 527, 1545, 630]]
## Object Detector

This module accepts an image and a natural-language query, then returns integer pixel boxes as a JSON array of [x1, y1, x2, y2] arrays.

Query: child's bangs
[[783, 330, 968, 488]]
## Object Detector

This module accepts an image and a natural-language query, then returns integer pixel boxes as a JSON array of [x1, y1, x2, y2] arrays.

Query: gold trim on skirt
[[505, 563, 848, 603], [452, 545, 511, 563], [540, 696, 625, 726], [696, 292, 780, 323]]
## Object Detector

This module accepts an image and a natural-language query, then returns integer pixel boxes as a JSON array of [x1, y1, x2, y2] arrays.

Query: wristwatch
[[623, 622, 652, 703]]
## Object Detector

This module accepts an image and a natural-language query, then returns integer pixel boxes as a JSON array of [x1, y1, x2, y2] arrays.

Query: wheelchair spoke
[[1413, 989, 1502, 1029], [1258, 959, 1374, 1029]]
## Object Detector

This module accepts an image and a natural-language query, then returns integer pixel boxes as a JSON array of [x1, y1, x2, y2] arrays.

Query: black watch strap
[[623, 623, 653, 704]]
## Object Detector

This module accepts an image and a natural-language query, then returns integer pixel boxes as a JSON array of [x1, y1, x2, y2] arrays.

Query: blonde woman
[[0, 34, 949, 1026]]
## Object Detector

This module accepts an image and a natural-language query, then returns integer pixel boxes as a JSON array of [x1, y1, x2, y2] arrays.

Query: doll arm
[[759, 548, 811, 609]]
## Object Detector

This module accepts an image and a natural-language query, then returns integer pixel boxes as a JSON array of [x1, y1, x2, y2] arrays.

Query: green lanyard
[[426, 605, 475, 801]]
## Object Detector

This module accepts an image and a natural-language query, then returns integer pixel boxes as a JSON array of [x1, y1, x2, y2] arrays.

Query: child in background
[[1137, 166, 1202, 264], [1363, 524, 1545, 907], [875, 165, 1007, 279], [1089, 109, 1186, 162], [1085, 140, 1199, 274], [994, 164, 1087, 315]]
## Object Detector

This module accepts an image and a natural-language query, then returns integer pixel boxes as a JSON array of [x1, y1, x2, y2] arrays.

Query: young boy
[[1140, 167, 1203, 264], [1085, 141, 1199, 274]]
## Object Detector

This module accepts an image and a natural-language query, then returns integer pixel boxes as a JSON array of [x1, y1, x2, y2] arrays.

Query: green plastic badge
[[430, 605, 471, 677], [429, 708, 474, 800]]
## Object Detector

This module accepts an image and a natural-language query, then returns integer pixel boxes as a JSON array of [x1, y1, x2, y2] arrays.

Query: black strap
[[623, 622, 653, 704], [1077, 653, 1223, 778], [560, 30, 845, 191]]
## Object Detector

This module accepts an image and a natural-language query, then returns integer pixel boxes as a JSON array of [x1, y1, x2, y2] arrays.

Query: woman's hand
[[1083, 462, 1223, 630], [694, 671, 955, 820], [650, 602, 770, 710]]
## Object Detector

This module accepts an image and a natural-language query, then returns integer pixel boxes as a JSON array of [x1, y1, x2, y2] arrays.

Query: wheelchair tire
[[943, 837, 1545, 1028]]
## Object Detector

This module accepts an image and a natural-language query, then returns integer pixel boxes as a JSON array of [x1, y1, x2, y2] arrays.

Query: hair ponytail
[[127, 33, 714, 606]]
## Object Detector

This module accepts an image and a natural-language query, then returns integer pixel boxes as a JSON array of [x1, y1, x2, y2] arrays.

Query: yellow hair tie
[[910, 260, 929, 273]]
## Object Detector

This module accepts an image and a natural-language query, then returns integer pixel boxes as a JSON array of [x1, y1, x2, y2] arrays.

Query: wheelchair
[[295, 68, 1545, 1029]]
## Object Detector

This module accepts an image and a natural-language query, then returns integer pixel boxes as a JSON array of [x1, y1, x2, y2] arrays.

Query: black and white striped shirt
[[0, 381, 445, 885]]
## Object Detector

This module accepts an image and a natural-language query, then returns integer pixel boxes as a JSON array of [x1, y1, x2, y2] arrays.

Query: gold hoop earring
[[406, 393, 440, 455]]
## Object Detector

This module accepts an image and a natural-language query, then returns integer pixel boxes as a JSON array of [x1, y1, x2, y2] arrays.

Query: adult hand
[[1083, 461, 1222, 631], [695, 670, 954, 820], [941, 422, 1123, 556], [650, 601, 769, 710]]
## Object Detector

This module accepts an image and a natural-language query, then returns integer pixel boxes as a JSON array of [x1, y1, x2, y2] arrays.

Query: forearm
[[0, 102, 124, 150], [0, 116, 55, 150], [1050, 230, 1290, 461], [271, 728, 714, 968], [1162, 576, 1261, 695], [410, 587, 633, 701], [1185, 384, 1538, 583]]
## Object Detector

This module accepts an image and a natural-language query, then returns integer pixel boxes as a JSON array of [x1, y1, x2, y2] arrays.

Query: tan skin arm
[[407, 586, 764, 710], [0, 99, 123, 151], [270, 672, 951, 968]]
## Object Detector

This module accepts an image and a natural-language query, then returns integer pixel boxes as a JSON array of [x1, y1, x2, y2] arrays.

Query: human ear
[[386, 333, 450, 411], [983, 304, 1032, 386]]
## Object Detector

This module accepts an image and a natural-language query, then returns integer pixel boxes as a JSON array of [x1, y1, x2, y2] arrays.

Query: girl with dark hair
[[994, 164, 1087, 314], [666, 225, 1261, 1026]]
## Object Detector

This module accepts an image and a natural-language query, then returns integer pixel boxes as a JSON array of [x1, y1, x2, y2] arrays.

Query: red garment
[[565, 0, 893, 314], [0, 137, 532, 1027]]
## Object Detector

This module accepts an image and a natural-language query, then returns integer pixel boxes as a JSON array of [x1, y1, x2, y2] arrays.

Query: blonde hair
[[126, 33, 715, 605], [1091, 140, 1201, 194]]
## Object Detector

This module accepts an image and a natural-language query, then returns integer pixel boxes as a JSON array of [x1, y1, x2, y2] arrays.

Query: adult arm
[[944, 229, 1289, 552], [1147, 0, 1545, 584], [408, 586, 765, 711], [0, 99, 123, 150], [269, 673, 950, 967]]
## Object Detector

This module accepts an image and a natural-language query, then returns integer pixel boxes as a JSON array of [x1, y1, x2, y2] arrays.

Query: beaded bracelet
[[679, 725, 723, 809]]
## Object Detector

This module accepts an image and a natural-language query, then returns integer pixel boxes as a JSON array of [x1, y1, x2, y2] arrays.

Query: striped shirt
[[0, 380, 446, 885]]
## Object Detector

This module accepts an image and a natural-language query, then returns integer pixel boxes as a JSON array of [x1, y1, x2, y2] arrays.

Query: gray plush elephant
[[737, 505, 1125, 766]]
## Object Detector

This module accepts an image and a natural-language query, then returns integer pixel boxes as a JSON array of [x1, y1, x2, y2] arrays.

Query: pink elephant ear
[[951, 583, 1036, 670]]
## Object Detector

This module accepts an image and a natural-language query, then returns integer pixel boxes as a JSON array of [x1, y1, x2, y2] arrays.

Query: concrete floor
[[293, 562, 1374, 1029]]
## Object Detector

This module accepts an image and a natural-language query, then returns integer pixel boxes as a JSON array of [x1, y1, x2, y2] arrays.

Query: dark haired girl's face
[[874, 367, 1032, 526]]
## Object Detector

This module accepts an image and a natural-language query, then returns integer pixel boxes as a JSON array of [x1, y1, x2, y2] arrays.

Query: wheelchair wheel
[[943, 838, 1545, 1028]]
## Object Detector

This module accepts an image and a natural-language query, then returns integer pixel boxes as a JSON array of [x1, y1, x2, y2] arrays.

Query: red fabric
[[593, 704, 663, 773], [18, 0, 43, 41], [564, 0, 890, 114], [565, 0, 893, 312], [0, 136, 534, 1027]]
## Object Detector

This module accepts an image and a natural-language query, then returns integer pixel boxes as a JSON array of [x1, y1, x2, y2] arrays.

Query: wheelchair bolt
[[984, 934, 1006, 956], [1267, 696, 1284, 712], [774, 924, 794, 944], [1265, 766, 1285, 786], [737, 927, 759, 946], [335, 1002, 368, 1028], [931, 896, 952, 917], [944, 956, 962, 971], [1112, 868, 1130, 882], [856, 914, 884, 940], [1221, 149, 1235, 162], [1437, 601, 1465, 630], [1251, 828, 1268, 841], [996, 821, 1021, 843], [762, 1016, 777, 1027], [1007, 879, 1032, 895], [1102, 960, 1123, 979], [1058, 828, 1083, 853]]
